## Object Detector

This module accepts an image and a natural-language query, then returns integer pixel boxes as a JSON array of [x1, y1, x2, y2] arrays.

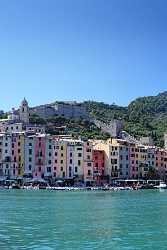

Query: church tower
[[19, 98, 30, 123]]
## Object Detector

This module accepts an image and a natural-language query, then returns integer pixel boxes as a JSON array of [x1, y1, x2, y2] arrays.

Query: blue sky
[[0, 0, 167, 110]]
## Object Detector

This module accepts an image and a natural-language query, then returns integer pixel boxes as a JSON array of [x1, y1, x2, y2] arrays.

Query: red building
[[93, 150, 105, 185]]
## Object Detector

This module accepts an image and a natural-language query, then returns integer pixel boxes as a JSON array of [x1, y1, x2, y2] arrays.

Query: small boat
[[154, 181, 167, 189], [139, 184, 156, 190]]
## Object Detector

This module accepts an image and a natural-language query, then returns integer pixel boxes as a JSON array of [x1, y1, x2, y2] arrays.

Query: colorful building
[[93, 149, 105, 185]]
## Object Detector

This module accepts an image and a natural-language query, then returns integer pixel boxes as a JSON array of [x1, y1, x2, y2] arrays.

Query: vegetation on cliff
[[29, 91, 167, 146]]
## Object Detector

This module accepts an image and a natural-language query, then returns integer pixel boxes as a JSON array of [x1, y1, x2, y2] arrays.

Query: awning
[[56, 180, 64, 183]]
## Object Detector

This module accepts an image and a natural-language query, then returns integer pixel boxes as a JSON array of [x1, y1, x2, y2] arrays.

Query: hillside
[[30, 114, 110, 140], [3, 91, 166, 147], [83, 92, 167, 147]]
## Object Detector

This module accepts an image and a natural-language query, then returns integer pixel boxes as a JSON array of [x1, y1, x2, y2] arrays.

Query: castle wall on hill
[[31, 103, 90, 120]]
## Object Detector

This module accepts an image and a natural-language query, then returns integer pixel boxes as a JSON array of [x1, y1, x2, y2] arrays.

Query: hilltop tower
[[19, 98, 30, 123]]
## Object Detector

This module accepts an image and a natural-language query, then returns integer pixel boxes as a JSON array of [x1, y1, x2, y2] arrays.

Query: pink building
[[155, 149, 167, 180], [129, 144, 138, 179], [33, 135, 46, 178], [93, 149, 105, 185]]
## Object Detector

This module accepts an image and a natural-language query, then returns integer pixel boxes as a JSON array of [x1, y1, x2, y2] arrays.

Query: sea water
[[0, 189, 166, 250]]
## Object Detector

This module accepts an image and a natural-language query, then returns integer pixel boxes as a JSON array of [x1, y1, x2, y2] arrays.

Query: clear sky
[[0, 0, 167, 110]]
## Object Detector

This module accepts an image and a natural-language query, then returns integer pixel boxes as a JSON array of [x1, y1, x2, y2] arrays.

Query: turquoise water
[[0, 190, 167, 250]]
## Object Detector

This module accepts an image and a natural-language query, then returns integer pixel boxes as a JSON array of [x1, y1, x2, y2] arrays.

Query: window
[[49, 145, 52, 149], [5, 143, 8, 147], [29, 149, 32, 155], [47, 167, 51, 172], [61, 167, 63, 171], [29, 165, 31, 170], [75, 167, 78, 172], [88, 170, 91, 176], [61, 160, 63, 164], [61, 146, 63, 150], [55, 159, 57, 163], [78, 153, 82, 157], [48, 160, 52, 165], [55, 152, 57, 156], [86, 148, 91, 152], [111, 159, 117, 164], [49, 152, 52, 157], [78, 160, 81, 166], [61, 153, 63, 157], [29, 143, 32, 146], [70, 159, 72, 164], [70, 153, 72, 157], [87, 162, 92, 167]]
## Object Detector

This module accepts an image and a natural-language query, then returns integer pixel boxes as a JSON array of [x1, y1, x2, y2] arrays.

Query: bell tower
[[19, 98, 30, 123]]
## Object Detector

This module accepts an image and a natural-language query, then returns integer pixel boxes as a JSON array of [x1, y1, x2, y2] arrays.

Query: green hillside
[[30, 114, 110, 140], [84, 92, 167, 147], [29, 91, 167, 147]]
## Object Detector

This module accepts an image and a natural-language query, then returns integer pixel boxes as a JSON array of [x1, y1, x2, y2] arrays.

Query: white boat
[[154, 181, 167, 189]]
